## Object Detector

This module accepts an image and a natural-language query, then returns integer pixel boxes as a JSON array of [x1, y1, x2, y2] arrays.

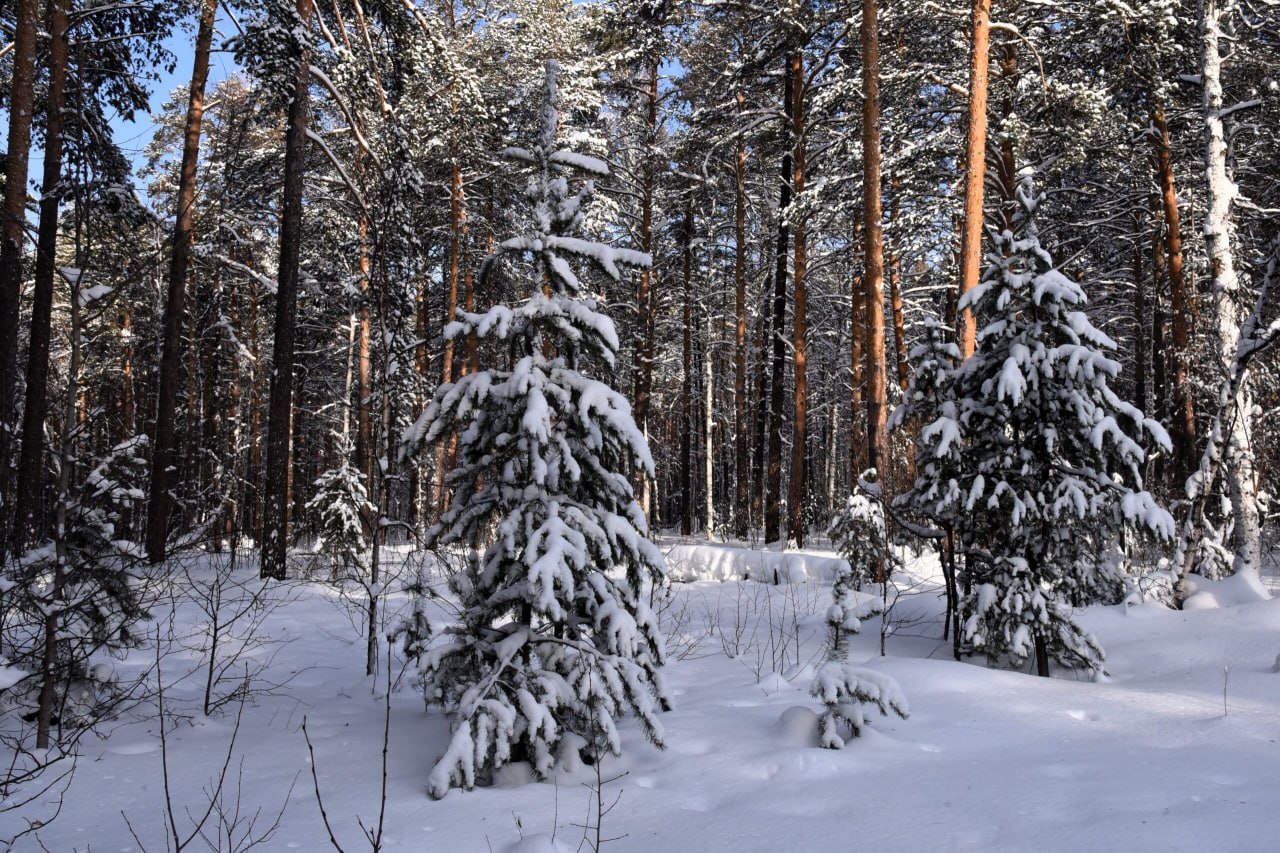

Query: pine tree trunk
[[752, 302, 768, 532], [679, 200, 693, 537], [862, 0, 889, 481], [1133, 237, 1147, 413], [850, 215, 866, 482], [261, 0, 315, 580], [765, 58, 794, 545], [147, 0, 218, 564], [956, 0, 991, 359], [356, 218, 373, 485], [120, 308, 135, 441], [0, 0, 39, 526], [434, 154, 465, 512], [12, 0, 70, 550], [249, 274, 265, 544], [704, 307, 715, 539], [733, 91, 750, 541], [1199, 0, 1261, 575], [787, 50, 808, 547], [1151, 104, 1196, 482], [888, 190, 909, 393], [1149, 192, 1168, 442]]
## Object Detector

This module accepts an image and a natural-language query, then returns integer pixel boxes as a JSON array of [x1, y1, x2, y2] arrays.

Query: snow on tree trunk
[[1198, 0, 1262, 579], [398, 63, 668, 799]]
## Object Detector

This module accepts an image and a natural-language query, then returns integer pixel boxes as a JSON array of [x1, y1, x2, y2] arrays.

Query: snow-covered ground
[[4, 542, 1278, 853]]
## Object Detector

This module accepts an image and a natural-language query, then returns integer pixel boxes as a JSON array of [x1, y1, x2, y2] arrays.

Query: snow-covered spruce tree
[[953, 171, 1174, 678], [827, 471, 894, 593], [889, 319, 965, 652], [399, 62, 668, 799], [812, 473, 907, 749], [305, 454, 373, 579], [1, 436, 151, 748]]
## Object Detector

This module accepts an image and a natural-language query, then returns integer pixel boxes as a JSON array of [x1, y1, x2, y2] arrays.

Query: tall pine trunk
[[956, 0, 991, 358], [861, 0, 889, 481], [147, 0, 218, 564], [787, 51, 808, 547], [765, 58, 794, 545], [1150, 104, 1196, 482], [0, 0, 38, 528], [12, 0, 70, 550], [261, 0, 315, 580], [733, 92, 750, 541]]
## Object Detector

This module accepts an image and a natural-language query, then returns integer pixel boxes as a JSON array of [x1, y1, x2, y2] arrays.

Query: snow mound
[[1183, 570, 1273, 610], [665, 544, 846, 584], [503, 834, 575, 853]]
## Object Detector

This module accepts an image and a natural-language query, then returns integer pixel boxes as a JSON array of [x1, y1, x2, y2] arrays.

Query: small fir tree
[[812, 473, 908, 749], [951, 171, 1174, 677], [889, 320, 966, 651], [2, 437, 151, 745], [400, 62, 668, 799], [305, 454, 373, 579]]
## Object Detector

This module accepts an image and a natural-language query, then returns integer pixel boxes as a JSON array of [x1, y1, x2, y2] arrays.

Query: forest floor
[[4, 540, 1279, 853]]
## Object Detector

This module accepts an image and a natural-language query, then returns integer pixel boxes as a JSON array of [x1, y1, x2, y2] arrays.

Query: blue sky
[[110, 9, 242, 186]]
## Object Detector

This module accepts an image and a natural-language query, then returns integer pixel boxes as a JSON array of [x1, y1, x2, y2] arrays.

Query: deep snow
[[3, 542, 1277, 853]]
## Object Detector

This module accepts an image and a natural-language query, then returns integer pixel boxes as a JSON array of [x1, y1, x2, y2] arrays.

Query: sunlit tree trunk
[[147, 0, 219, 563], [1150, 104, 1196, 481], [956, 0, 991, 358], [861, 0, 888, 480], [1199, 0, 1261, 575]]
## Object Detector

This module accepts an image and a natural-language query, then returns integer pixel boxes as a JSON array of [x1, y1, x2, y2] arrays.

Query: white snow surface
[[664, 542, 849, 584], [6, 544, 1279, 852]]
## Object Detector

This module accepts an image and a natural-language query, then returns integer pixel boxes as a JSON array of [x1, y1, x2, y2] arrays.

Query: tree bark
[[1133, 236, 1147, 414], [861, 0, 889, 481], [146, 0, 218, 564], [12, 0, 71, 551], [787, 50, 808, 547], [765, 57, 794, 545], [632, 62, 659, 519], [0, 0, 39, 526], [850, 215, 866, 481], [1150, 104, 1196, 481], [888, 187, 909, 392], [1199, 0, 1261, 575], [679, 199, 694, 537], [733, 91, 750, 541], [956, 0, 992, 359], [261, 0, 315, 579]]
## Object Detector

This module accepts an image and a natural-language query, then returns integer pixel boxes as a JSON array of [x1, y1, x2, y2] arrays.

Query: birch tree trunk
[[1198, 0, 1262, 576]]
